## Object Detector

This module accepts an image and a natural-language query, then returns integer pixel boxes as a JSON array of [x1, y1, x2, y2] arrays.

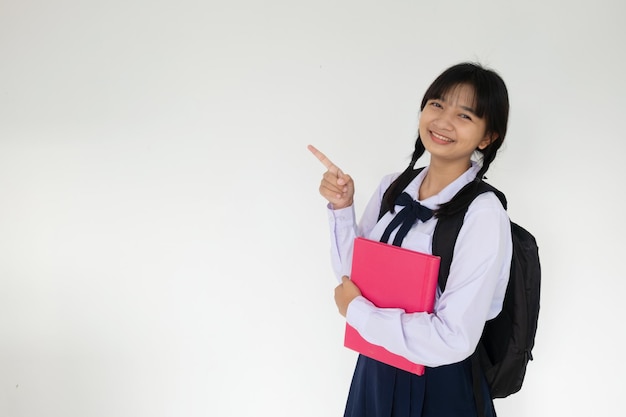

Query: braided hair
[[381, 63, 509, 218]]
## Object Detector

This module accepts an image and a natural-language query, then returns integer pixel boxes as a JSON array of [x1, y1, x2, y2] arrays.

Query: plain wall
[[1, 0, 625, 416]]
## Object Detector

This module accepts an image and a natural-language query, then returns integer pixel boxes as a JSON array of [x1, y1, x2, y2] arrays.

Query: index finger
[[307, 144, 341, 175]]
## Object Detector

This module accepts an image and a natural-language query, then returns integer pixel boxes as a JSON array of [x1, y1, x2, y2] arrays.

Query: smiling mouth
[[430, 131, 454, 143]]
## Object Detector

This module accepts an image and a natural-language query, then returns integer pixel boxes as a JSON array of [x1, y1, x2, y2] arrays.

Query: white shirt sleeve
[[327, 173, 396, 282]]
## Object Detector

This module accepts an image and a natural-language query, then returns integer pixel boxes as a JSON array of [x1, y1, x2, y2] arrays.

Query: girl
[[309, 63, 512, 417]]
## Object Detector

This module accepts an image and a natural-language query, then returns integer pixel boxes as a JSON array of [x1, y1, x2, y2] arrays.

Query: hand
[[308, 144, 355, 209], [334, 276, 362, 317]]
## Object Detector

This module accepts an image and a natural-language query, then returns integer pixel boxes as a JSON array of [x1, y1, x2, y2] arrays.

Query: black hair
[[381, 62, 510, 218]]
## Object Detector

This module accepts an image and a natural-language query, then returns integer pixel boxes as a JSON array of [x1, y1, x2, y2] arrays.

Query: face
[[419, 83, 494, 166]]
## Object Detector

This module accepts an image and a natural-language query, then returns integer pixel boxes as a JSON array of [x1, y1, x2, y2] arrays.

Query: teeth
[[432, 132, 453, 142]]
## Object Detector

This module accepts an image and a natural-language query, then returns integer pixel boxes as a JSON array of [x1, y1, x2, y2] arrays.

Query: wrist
[[331, 199, 353, 210]]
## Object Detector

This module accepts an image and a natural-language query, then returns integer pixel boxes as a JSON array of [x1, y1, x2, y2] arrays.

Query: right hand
[[334, 276, 362, 317], [308, 144, 355, 209]]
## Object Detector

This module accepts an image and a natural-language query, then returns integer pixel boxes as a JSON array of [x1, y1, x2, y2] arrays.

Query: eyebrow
[[434, 96, 478, 115], [459, 105, 478, 115]]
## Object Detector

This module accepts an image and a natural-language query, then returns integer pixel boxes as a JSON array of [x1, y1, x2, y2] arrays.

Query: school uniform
[[327, 163, 512, 417]]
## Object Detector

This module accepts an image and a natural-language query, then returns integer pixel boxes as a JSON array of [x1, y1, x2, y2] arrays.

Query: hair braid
[[380, 136, 426, 215]]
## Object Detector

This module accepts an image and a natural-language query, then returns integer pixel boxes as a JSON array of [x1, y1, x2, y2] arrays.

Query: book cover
[[344, 237, 440, 375]]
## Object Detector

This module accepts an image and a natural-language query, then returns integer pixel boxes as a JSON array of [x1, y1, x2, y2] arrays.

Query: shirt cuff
[[345, 295, 374, 334], [327, 203, 356, 225]]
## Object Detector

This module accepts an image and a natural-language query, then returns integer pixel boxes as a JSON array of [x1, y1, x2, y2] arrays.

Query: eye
[[429, 101, 443, 109], [459, 113, 473, 121]]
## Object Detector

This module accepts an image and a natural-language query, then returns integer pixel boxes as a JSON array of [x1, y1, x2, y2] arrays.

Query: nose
[[432, 109, 454, 130]]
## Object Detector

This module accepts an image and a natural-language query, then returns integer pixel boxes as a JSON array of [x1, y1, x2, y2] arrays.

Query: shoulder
[[468, 191, 506, 212], [464, 190, 510, 231], [465, 181, 507, 216], [460, 191, 512, 247]]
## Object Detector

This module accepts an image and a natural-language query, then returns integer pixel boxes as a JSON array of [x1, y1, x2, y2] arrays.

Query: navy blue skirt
[[344, 355, 496, 417]]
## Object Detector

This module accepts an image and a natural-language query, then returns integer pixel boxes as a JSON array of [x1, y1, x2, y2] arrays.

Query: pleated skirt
[[343, 355, 496, 417]]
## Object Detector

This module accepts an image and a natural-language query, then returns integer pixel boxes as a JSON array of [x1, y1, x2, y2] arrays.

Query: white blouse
[[327, 163, 512, 367]]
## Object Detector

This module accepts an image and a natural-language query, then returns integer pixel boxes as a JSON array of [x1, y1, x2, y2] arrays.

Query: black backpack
[[379, 169, 541, 407]]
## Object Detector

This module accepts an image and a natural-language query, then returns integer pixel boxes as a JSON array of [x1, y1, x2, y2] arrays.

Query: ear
[[478, 132, 498, 150]]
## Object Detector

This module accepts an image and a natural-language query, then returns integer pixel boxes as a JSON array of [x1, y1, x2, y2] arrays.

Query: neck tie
[[380, 192, 434, 247]]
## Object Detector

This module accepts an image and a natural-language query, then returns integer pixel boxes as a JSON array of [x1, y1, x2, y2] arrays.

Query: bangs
[[420, 65, 495, 119]]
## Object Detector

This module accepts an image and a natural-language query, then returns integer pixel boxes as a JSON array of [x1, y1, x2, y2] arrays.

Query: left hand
[[334, 276, 362, 317]]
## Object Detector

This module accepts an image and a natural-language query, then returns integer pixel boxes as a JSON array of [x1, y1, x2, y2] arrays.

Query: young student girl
[[308, 62, 512, 417]]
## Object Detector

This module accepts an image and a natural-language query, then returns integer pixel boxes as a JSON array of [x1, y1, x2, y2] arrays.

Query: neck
[[419, 159, 472, 200]]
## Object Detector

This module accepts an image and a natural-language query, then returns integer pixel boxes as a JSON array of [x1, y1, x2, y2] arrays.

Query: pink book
[[344, 237, 441, 376]]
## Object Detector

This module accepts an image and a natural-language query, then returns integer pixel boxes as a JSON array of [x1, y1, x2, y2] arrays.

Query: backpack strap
[[431, 181, 507, 417], [432, 181, 507, 292], [471, 354, 486, 417]]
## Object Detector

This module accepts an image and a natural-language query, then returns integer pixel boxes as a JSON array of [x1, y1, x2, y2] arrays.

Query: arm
[[309, 145, 390, 317], [310, 144, 390, 280], [308, 144, 357, 280], [308, 144, 363, 316], [327, 175, 394, 280]]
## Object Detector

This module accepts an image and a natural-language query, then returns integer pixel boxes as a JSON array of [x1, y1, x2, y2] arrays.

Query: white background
[[1, 1, 625, 416]]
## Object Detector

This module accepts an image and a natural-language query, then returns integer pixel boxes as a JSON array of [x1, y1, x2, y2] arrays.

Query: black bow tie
[[380, 192, 434, 247]]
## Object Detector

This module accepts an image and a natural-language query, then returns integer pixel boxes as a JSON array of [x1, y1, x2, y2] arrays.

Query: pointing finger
[[307, 144, 340, 175]]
